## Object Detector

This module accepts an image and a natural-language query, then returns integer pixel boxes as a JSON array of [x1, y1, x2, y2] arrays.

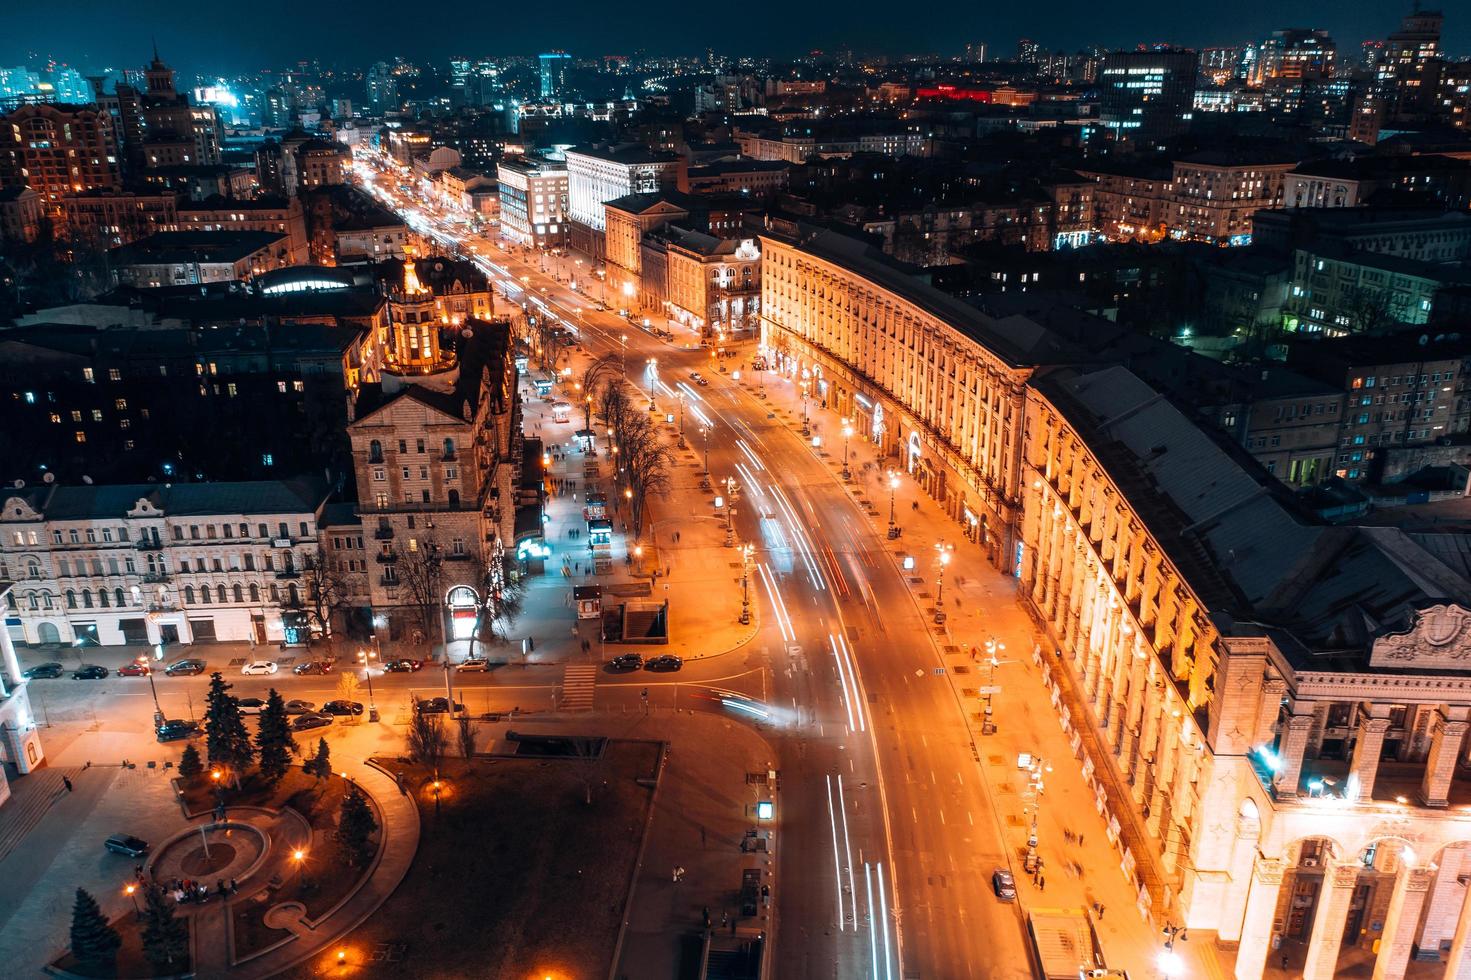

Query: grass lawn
[[283, 740, 661, 979], [53, 912, 191, 979], [178, 766, 348, 832]]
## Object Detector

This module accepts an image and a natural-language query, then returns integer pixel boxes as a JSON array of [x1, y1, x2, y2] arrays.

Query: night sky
[[4, 0, 1465, 73]]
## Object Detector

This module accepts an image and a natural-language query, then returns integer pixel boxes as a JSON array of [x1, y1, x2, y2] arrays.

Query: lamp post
[[701, 425, 710, 476], [799, 375, 811, 436], [125, 883, 140, 919], [981, 636, 1007, 733], [646, 357, 658, 412], [841, 419, 853, 480], [934, 543, 953, 620], [676, 391, 686, 447], [357, 645, 378, 722], [887, 470, 900, 539], [141, 656, 163, 726], [739, 543, 753, 624]]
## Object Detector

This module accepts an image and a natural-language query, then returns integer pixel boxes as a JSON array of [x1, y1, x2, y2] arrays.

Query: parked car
[[236, 697, 267, 715], [117, 661, 151, 677], [164, 659, 207, 676], [383, 659, 423, 673], [72, 665, 108, 680], [644, 655, 683, 672], [293, 661, 334, 675], [608, 653, 644, 671], [241, 660, 278, 676], [322, 700, 364, 716], [290, 713, 333, 732], [455, 658, 489, 672], [415, 697, 465, 714], [991, 869, 1016, 902], [23, 662, 63, 679], [283, 699, 316, 715], [155, 719, 200, 742], [104, 834, 150, 858]]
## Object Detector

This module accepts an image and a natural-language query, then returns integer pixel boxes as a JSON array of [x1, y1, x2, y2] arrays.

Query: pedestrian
[[1097, 904, 1105, 920], [134, 864, 144, 880], [1280, 954, 1289, 971], [217, 879, 227, 899], [61, 775, 73, 793], [703, 906, 711, 928], [911, 500, 919, 511], [229, 878, 238, 895], [720, 910, 729, 927], [1038, 875, 1045, 891], [1078, 833, 1084, 847]]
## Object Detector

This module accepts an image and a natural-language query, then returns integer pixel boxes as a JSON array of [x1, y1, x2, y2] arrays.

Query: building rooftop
[[109, 230, 287, 266], [4, 476, 331, 521], [565, 144, 683, 166]]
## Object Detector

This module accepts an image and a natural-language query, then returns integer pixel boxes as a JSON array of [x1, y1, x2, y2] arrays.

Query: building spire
[[152, 36, 160, 64]]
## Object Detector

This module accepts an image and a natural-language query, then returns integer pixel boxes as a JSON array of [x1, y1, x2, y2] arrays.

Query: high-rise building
[[538, 52, 573, 99], [563, 144, 687, 258], [0, 103, 121, 218], [1097, 48, 1199, 145], [365, 62, 398, 113], [1016, 38, 1041, 63], [965, 42, 988, 64], [1351, 10, 1445, 144], [1252, 28, 1336, 85], [496, 155, 569, 250]]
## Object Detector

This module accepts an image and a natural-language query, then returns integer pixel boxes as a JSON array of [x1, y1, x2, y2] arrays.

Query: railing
[[442, 451, 458, 462], [147, 601, 177, 612], [378, 574, 399, 586], [374, 527, 395, 540], [142, 572, 171, 583], [375, 553, 398, 563], [274, 569, 301, 579], [135, 539, 164, 551]]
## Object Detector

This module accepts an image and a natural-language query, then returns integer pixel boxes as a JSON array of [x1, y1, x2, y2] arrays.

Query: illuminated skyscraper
[[538, 52, 572, 99]]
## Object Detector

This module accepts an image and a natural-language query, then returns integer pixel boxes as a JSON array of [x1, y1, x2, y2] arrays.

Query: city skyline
[[3, 0, 1468, 74]]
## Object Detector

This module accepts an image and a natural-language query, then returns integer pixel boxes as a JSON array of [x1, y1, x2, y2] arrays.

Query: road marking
[[826, 775, 846, 932], [877, 860, 895, 980], [838, 774, 858, 933], [968, 811, 975, 826], [865, 863, 881, 980], [938, 808, 946, 825]]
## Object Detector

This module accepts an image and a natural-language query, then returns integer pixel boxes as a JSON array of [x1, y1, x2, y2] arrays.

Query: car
[[290, 713, 333, 732], [415, 696, 465, 714], [689, 371, 704, 384], [23, 662, 63, 679], [236, 697, 267, 715], [241, 660, 278, 676], [608, 653, 644, 671], [992, 869, 1016, 902], [117, 661, 151, 677], [72, 665, 109, 680], [293, 661, 334, 675], [455, 658, 489, 672], [696, 375, 710, 386], [383, 659, 423, 673], [155, 719, 200, 742], [104, 834, 150, 858], [644, 655, 683, 672], [164, 659, 207, 676], [283, 699, 316, 715], [322, 700, 364, 716]]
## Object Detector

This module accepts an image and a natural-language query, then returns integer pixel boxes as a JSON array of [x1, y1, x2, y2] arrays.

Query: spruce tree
[[140, 884, 188, 969], [255, 688, 296, 785], [336, 785, 379, 868], [69, 888, 120, 967], [178, 742, 203, 779], [304, 737, 331, 780], [203, 672, 253, 778]]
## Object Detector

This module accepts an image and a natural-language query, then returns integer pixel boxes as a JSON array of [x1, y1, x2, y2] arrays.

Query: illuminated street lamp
[[676, 391, 687, 448], [886, 470, 901, 539], [701, 425, 711, 476], [357, 645, 378, 721], [124, 883, 140, 918], [841, 418, 854, 480], [933, 542, 954, 620], [139, 655, 163, 725], [739, 543, 753, 624]]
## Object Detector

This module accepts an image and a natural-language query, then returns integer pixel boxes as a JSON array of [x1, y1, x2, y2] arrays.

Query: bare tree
[[612, 409, 675, 538], [597, 377, 633, 452], [455, 715, 479, 758], [579, 354, 622, 431], [571, 736, 606, 805], [300, 553, 348, 648], [394, 537, 445, 653], [1340, 286, 1402, 335], [407, 708, 448, 776]]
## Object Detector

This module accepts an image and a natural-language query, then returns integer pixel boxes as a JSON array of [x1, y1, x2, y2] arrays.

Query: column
[[1415, 844, 1465, 954], [1349, 713, 1392, 802], [1274, 710, 1316, 800], [1420, 707, 1470, 807], [1254, 678, 1287, 747], [0, 623, 21, 689], [1234, 857, 1285, 980], [1447, 873, 1471, 979], [1371, 866, 1432, 980], [1302, 860, 1360, 980]]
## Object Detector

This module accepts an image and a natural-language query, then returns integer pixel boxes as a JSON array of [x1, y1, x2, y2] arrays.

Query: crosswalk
[[559, 664, 598, 712]]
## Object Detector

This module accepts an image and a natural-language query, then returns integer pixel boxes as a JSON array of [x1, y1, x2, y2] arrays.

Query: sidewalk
[[752, 370, 1222, 980]]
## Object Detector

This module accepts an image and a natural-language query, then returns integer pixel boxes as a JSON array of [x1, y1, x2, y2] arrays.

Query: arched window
[[249, 583, 261, 602], [233, 584, 244, 602], [27, 558, 41, 579], [216, 584, 226, 603], [115, 588, 126, 607], [287, 583, 300, 606], [369, 439, 383, 462], [66, 590, 76, 608], [184, 586, 195, 604], [99, 590, 109, 608], [199, 585, 211, 604], [82, 590, 93, 608], [443, 437, 455, 458], [269, 584, 280, 603], [27, 593, 38, 611]]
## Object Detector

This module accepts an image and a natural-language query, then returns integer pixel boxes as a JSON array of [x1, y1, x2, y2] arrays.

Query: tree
[[1340, 285, 1403, 335], [255, 688, 297, 785], [579, 353, 622, 431], [572, 736, 606, 806], [178, 743, 203, 779], [455, 715, 479, 759], [407, 708, 447, 774], [140, 883, 188, 970], [394, 537, 446, 652], [304, 737, 332, 780], [69, 888, 120, 968], [203, 672, 253, 779], [336, 785, 379, 868], [300, 553, 348, 646], [335, 671, 361, 717]]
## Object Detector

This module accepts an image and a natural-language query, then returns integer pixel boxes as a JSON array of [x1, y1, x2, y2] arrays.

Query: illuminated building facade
[[761, 225, 1471, 980], [1097, 49, 1199, 145], [0, 583, 43, 807], [496, 155, 568, 250], [0, 103, 121, 219]]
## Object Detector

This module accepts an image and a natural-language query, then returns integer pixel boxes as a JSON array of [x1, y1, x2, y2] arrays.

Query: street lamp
[[799, 375, 811, 436], [841, 418, 853, 480], [887, 470, 901, 539], [739, 543, 753, 624], [633, 544, 644, 576], [357, 646, 378, 721], [140, 656, 163, 725], [124, 883, 140, 918], [701, 425, 711, 476], [933, 543, 953, 621], [676, 391, 687, 448]]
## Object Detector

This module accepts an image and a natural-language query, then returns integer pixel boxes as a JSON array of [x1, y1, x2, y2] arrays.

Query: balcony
[[368, 451, 385, 464], [375, 552, 398, 564], [147, 600, 177, 613], [142, 572, 171, 584], [374, 527, 395, 540], [442, 450, 458, 462], [135, 539, 164, 551], [445, 552, 472, 562], [378, 574, 399, 587], [274, 569, 301, 580]]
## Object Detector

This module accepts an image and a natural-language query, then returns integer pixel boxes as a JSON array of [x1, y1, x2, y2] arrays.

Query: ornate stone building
[[760, 224, 1471, 980]]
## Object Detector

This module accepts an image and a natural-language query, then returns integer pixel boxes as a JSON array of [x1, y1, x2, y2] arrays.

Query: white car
[[241, 661, 278, 676]]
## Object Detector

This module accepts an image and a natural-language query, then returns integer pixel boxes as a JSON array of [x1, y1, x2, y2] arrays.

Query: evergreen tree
[[140, 884, 188, 969], [69, 888, 120, 967], [203, 672, 253, 777], [304, 737, 331, 780], [178, 743, 203, 779], [336, 785, 379, 868], [255, 688, 296, 785]]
